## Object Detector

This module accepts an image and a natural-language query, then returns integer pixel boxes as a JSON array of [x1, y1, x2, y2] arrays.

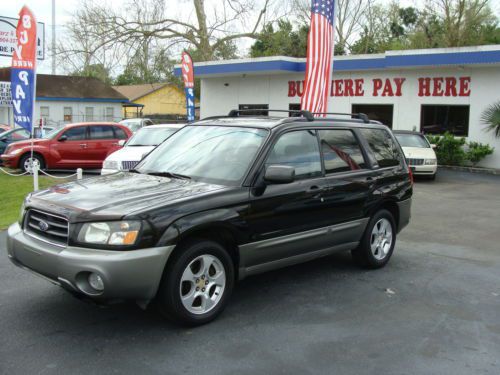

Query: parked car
[[7, 110, 412, 326], [1, 122, 132, 172], [102, 124, 184, 175], [0, 127, 31, 159], [119, 118, 155, 133], [393, 130, 438, 180], [33, 126, 55, 139], [0, 124, 11, 133]]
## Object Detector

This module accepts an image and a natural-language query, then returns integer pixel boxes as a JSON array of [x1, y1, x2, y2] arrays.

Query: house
[[113, 83, 190, 119], [0, 67, 128, 127]]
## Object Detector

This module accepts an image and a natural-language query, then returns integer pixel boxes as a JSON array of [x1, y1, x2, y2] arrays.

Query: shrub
[[466, 142, 494, 166], [426, 132, 466, 166], [481, 101, 500, 138]]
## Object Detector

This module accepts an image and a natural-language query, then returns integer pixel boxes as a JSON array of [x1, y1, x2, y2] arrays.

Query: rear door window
[[89, 125, 115, 140], [266, 130, 322, 179], [359, 128, 403, 168], [318, 129, 366, 173]]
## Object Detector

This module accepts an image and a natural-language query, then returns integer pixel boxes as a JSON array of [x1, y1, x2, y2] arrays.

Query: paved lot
[[1, 169, 499, 375]]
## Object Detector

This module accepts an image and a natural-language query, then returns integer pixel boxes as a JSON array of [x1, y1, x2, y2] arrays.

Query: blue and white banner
[[11, 68, 35, 131], [185, 87, 195, 122]]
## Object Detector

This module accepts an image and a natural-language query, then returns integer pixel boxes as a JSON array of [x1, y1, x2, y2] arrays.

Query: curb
[[438, 165, 500, 175]]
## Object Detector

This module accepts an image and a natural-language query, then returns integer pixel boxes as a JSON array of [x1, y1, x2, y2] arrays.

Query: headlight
[[424, 159, 437, 165], [18, 200, 26, 224], [9, 148, 23, 155], [103, 160, 119, 170], [77, 221, 141, 246]]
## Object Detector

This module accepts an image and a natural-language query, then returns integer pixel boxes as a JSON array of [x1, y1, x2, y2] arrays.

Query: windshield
[[137, 125, 269, 185], [0, 128, 31, 140], [127, 127, 179, 146], [121, 120, 142, 132], [395, 133, 430, 148]]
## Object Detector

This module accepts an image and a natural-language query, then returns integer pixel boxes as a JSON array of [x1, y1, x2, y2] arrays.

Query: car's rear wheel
[[157, 239, 234, 326], [19, 153, 45, 173], [352, 209, 396, 269]]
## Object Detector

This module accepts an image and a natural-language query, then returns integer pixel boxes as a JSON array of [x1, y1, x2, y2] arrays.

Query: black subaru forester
[[7, 110, 412, 325]]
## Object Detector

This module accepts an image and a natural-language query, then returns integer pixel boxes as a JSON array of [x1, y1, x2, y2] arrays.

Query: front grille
[[122, 160, 139, 170], [407, 158, 424, 166], [24, 209, 69, 247]]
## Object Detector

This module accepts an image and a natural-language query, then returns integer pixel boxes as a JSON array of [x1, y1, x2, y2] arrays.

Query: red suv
[[1, 122, 132, 172]]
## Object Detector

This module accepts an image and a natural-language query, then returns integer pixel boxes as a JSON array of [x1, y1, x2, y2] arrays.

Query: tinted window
[[113, 126, 128, 139], [420, 105, 469, 136], [266, 130, 321, 179], [360, 128, 402, 168], [89, 125, 115, 140], [318, 130, 366, 173], [62, 126, 86, 140]]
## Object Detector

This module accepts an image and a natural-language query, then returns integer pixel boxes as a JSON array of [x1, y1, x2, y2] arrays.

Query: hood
[[8, 138, 48, 148], [401, 146, 436, 159], [105, 145, 155, 162], [28, 172, 227, 222]]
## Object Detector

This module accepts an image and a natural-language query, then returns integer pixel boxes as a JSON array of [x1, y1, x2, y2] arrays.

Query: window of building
[[89, 125, 115, 140], [359, 128, 402, 168], [288, 103, 301, 117], [238, 104, 269, 116], [105, 107, 114, 121], [420, 105, 469, 136], [318, 130, 366, 173], [40, 106, 50, 121], [113, 126, 128, 139], [266, 130, 321, 179], [85, 107, 94, 121], [352, 104, 394, 128], [62, 126, 87, 140], [63, 107, 73, 122]]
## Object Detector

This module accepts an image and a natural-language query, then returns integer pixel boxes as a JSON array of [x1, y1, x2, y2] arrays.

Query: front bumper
[[6, 223, 175, 302], [100, 168, 120, 175], [1, 153, 19, 168], [410, 164, 437, 175]]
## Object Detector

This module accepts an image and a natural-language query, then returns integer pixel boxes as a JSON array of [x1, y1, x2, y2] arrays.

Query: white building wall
[[200, 65, 500, 169]]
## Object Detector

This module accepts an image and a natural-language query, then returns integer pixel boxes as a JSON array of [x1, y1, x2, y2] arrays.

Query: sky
[[1, 0, 500, 75]]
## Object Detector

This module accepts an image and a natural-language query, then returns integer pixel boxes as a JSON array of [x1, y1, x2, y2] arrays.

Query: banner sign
[[181, 51, 195, 122], [0, 16, 44, 60], [10, 6, 38, 133], [0, 81, 11, 105]]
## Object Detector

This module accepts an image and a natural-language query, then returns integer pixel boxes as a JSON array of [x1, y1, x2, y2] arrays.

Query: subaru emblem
[[38, 220, 49, 232]]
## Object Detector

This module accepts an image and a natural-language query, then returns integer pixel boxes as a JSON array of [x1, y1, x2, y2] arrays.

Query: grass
[[0, 171, 69, 230]]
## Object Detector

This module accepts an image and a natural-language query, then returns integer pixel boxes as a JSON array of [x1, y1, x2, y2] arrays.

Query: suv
[[1, 122, 132, 172], [6, 110, 412, 325]]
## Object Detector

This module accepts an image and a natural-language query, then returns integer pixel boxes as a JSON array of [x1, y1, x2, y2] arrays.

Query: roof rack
[[228, 109, 314, 122], [311, 112, 370, 124]]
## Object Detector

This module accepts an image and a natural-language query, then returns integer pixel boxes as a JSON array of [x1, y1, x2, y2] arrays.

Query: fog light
[[88, 273, 104, 291]]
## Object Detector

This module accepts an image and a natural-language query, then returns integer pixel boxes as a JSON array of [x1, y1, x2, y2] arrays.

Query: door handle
[[79, 144, 88, 148]]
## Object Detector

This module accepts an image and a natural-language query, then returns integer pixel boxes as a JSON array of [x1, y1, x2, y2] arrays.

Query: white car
[[101, 124, 184, 175], [119, 118, 155, 133], [393, 130, 438, 180]]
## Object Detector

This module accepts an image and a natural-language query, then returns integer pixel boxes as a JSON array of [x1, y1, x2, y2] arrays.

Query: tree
[[73, 63, 112, 84], [250, 20, 308, 57], [481, 101, 500, 137]]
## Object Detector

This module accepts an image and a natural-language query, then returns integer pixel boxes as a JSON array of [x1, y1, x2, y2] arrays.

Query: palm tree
[[481, 101, 500, 138]]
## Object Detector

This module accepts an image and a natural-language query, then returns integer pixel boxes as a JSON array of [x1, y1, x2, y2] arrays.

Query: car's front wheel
[[352, 209, 396, 269], [19, 153, 45, 173], [157, 239, 234, 326]]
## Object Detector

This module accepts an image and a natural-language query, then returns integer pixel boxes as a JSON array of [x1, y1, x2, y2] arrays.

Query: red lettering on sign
[[344, 79, 354, 96], [393, 78, 406, 96], [288, 81, 296, 97], [373, 79, 383, 96], [418, 77, 431, 97], [432, 77, 444, 96], [381, 79, 394, 96], [459, 77, 471, 96], [355, 79, 364, 96], [335, 80, 344, 96], [296, 81, 304, 97], [445, 77, 457, 96]]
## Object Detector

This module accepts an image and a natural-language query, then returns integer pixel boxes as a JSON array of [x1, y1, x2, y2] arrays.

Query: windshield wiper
[[146, 171, 191, 180]]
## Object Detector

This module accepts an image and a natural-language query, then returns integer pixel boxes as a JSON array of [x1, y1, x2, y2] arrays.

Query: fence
[[0, 165, 83, 191]]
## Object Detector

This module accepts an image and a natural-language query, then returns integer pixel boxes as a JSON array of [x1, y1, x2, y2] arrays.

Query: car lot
[[0, 169, 499, 374]]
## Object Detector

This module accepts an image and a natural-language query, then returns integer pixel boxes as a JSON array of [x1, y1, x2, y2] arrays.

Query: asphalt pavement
[[0, 169, 499, 375]]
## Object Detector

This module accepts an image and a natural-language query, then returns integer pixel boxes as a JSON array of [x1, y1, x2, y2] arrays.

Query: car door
[[87, 125, 120, 167], [317, 128, 374, 245], [51, 126, 90, 168], [244, 129, 332, 268]]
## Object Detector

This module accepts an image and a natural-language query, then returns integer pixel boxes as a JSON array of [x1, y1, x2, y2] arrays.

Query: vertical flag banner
[[301, 0, 336, 114], [11, 6, 37, 133], [181, 51, 195, 122]]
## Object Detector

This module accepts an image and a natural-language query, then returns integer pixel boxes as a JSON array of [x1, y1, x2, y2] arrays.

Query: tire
[[352, 209, 396, 269], [19, 153, 45, 173], [428, 173, 436, 181], [156, 239, 235, 326]]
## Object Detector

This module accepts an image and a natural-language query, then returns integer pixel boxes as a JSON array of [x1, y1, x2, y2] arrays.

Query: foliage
[[72, 64, 112, 84], [251, 21, 308, 58], [481, 101, 500, 137], [466, 142, 494, 166]]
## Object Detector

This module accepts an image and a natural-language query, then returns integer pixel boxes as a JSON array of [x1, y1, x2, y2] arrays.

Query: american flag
[[301, 0, 336, 115]]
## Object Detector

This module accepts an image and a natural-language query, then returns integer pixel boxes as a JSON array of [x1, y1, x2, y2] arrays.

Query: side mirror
[[58, 135, 67, 142], [431, 144, 437, 149], [264, 165, 295, 184], [118, 140, 126, 146]]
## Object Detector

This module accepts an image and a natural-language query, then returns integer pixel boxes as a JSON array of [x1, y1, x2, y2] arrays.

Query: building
[[175, 45, 500, 169], [0, 68, 128, 127], [113, 83, 188, 119]]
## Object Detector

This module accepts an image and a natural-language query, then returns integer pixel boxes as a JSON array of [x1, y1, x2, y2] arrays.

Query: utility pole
[[51, 0, 56, 74]]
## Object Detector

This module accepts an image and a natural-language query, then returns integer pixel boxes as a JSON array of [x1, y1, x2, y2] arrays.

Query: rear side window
[[89, 125, 115, 140], [360, 128, 402, 167], [266, 130, 321, 179], [62, 126, 87, 140], [318, 130, 366, 173], [113, 126, 128, 139]]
